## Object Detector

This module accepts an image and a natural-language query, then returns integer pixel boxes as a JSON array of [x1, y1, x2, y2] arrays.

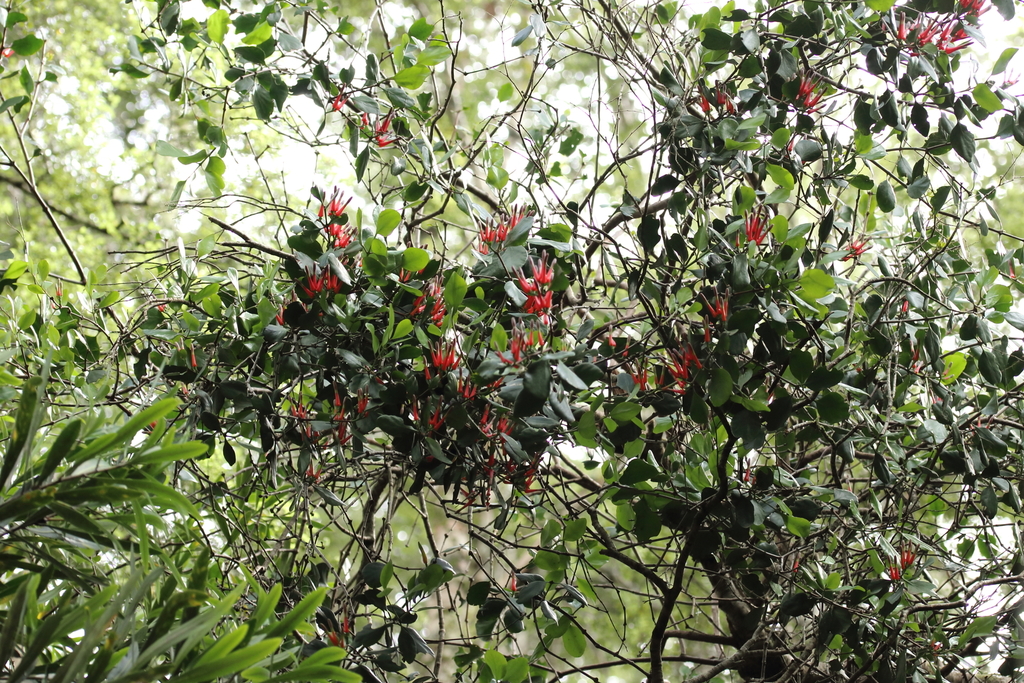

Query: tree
[[3, 0, 1024, 683]]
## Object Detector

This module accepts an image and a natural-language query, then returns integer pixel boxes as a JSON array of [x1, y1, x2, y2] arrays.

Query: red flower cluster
[[410, 278, 446, 326], [842, 236, 870, 261], [499, 322, 544, 365], [664, 345, 702, 393], [479, 205, 532, 254], [319, 187, 355, 249], [796, 74, 824, 112], [745, 210, 769, 246], [517, 253, 555, 324], [411, 398, 448, 432], [708, 295, 729, 323], [290, 402, 314, 438], [715, 87, 736, 115], [427, 339, 460, 378], [894, 13, 971, 55], [330, 86, 350, 113], [362, 111, 397, 147], [887, 548, 917, 581], [300, 266, 345, 298]]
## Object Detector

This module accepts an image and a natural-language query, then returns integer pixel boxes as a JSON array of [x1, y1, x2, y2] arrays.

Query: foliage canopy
[[2, 1, 1024, 683]]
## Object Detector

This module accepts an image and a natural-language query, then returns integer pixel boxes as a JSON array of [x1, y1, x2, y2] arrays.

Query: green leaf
[[408, 18, 434, 40], [416, 45, 451, 66], [993, 47, 1018, 75], [393, 65, 430, 89], [991, 0, 1014, 20], [505, 657, 530, 683], [355, 147, 370, 182], [766, 164, 795, 191], [563, 624, 587, 657], [700, 27, 732, 50], [2, 375, 43, 489], [865, 0, 895, 10], [609, 401, 642, 423], [786, 515, 811, 538], [252, 85, 275, 121], [522, 361, 552, 401], [942, 352, 967, 384], [876, 180, 896, 213], [973, 84, 1002, 113], [241, 21, 272, 45], [156, 141, 190, 157], [393, 318, 413, 339], [11, 35, 44, 56], [817, 392, 849, 423], [709, 368, 733, 407], [511, 25, 533, 47], [169, 639, 282, 683], [376, 209, 402, 237], [443, 271, 467, 310], [798, 268, 836, 300], [208, 9, 229, 42], [951, 124, 975, 163], [402, 248, 430, 272], [497, 83, 514, 101], [483, 650, 506, 679], [265, 587, 327, 638], [559, 129, 584, 156]]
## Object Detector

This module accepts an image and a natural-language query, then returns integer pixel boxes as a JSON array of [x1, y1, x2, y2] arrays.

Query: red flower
[[330, 86, 350, 112], [698, 93, 712, 114], [796, 74, 823, 111], [959, 0, 988, 17], [429, 339, 461, 376], [516, 253, 555, 323], [457, 375, 477, 400], [745, 211, 769, 246], [410, 278, 445, 325], [300, 266, 345, 298], [318, 186, 351, 220], [499, 323, 544, 365], [887, 548, 916, 581], [480, 205, 532, 254], [373, 111, 397, 147], [708, 295, 729, 323], [530, 252, 555, 287], [1, 48, 13, 58], [715, 87, 735, 114], [842, 236, 870, 261]]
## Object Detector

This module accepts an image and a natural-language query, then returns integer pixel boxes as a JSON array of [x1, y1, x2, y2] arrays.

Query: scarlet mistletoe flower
[[708, 295, 729, 323], [796, 73, 824, 111], [291, 402, 314, 438], [479, 205, 533, 254], [1, 47, 13, 58], [698, 92, 712, 114], [410, 278, 446, 325], [300, 266, 345, 298], [887, 548, 916, 581], [329, 86, 350, 112], [665, 346, 701, 393], [745, 210, 769, 246], [457, 375, 478, 400], [715, 86, 735, 114], [842, 236, 870, 261], [959, 0, 988, 17], [499, 322, 544, 365], [373, 111, 397, 147], [318, 186, 351, 220], [428, 339, 461, 376], [516, 252, 556, 323]]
